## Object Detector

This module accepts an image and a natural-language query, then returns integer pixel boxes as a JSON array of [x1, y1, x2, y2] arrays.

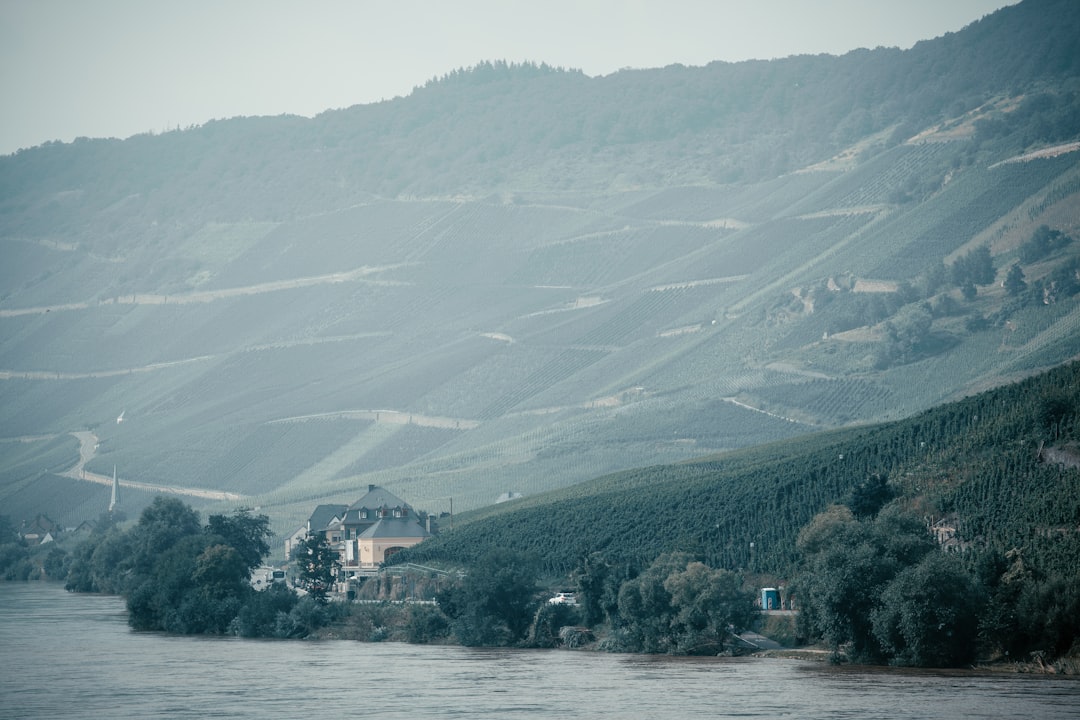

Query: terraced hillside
[[2, 0, 1079, 540]]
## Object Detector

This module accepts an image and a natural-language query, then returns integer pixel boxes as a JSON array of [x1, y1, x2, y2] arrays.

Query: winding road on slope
[[64, 430, 246, 502]]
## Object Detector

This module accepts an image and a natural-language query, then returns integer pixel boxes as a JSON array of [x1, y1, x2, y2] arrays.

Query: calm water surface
[[2, 583, 1078, 719]]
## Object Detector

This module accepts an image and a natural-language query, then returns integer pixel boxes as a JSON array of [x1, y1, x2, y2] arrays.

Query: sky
[[0, 0, 1015, 156]]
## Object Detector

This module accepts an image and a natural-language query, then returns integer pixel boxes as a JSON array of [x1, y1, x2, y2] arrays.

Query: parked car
[[548, 591, 578, 606]]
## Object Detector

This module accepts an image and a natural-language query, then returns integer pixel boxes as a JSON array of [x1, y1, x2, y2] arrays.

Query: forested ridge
[[3, 0, 1078, 213]]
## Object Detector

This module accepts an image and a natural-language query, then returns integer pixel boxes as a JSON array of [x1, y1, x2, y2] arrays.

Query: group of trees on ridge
[[3, 0, 1078, 220], [772, 220, 1078, 371]]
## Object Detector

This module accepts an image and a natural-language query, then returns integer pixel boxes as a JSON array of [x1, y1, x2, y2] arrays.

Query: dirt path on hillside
[[63, 430, 246, 501], [988, 140, 1080, 169], [0, 331, 392, 382], [0, 264, 409, 318], [269, 410, 479, 430]]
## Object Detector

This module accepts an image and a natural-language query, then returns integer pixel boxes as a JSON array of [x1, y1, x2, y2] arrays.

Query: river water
[[2, 583, 1078, 719]]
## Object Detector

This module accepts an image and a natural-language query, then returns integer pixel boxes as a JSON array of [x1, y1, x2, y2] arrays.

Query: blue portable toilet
[[761, 587, 780, 610]]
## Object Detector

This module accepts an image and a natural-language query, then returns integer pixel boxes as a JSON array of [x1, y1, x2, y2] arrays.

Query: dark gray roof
[[308, 504, 348, 532], [358, 517, 431, 540], [347, 485, 408, 513]]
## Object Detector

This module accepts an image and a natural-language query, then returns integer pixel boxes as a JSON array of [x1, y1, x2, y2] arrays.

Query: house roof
[[347, 485, 409, 513], [358, 517, 431, 540], [308, 504, 348, 532], [343, 485, 416, 526]]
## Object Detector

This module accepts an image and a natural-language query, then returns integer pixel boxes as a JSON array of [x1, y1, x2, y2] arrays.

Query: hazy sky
[[1, 0, 1014, 156]]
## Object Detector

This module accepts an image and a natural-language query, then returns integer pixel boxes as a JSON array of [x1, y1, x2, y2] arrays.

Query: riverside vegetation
[[4, 360, 1077, 668]]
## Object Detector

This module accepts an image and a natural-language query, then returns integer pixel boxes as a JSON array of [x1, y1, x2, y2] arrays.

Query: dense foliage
[[394, 361, 1080, 662], [606, 552, 756, 655], [792, 504, 980, 666], [434, 549, 541, 646], [0, 514, 34, 580], [64, 500, 338, 637]]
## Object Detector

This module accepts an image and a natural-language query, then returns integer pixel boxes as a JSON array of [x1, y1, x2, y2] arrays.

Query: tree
[[206, 508, 273, 572], [573, 551, 630, 627], [1004, 263, 1027, 297], [876, 303, 933, 368], [128, 497, 202, 576], [848, 474, 895, 519], [616, 552, 756, 655], [617, 552, 690, 653], [193, 544, 249, 596], [65, 524, 132, 593], [1019, 225, 1071, 263], [233, 583, 301, 638], [871, 552, 984, 667], [793, 505, 937, 662], [792, 503, 990, 667], [126, 534, 211, 631], [435, 549, 540, 646], [43, 546, 70, 580], [951, 245, 995, 287], [664, 561, 756, 654], [291, 534, 339, 602]]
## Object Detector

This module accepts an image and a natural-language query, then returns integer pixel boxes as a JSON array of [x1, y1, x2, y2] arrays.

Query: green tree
[[617, 552, 755, 654], [664, 561, 756, 654], [951, 245, 995, 287], [883, 303, 934, 362], [1004, 263, 1027, 297], [617, 552, 686, 653], [848, 474, 895, 519], [573, 551, 627, 627], [65, 524, 131, 593], [206, 508, 273, 572], [435, 549, 540, 646], [871, 552, 984, 667], [43, 546, 70, 580], [290, 534, 339, 602], [793, 505, 937, 662], [1019, 225, 1071, 263], [126, 534, 211, 631], [193, 544, 249, 596], [128, 497, 202, 576], [232, 583, 301, 638]]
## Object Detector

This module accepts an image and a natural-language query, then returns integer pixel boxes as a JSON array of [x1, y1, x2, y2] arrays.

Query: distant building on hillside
[[284, 503, 347, 560], [293, 485, 437, 577], [19, 513, 60, 545]]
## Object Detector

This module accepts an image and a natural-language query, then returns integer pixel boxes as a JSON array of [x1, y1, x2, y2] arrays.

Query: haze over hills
[[1, 0, 1078, 539]]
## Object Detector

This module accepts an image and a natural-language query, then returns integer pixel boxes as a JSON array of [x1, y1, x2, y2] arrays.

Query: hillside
[[1, 0, 1079, 538], [394, 360, 1080, 580]]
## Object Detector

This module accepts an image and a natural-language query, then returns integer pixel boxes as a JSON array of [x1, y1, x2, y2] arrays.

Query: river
[[2, 583, 1078, 719]]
